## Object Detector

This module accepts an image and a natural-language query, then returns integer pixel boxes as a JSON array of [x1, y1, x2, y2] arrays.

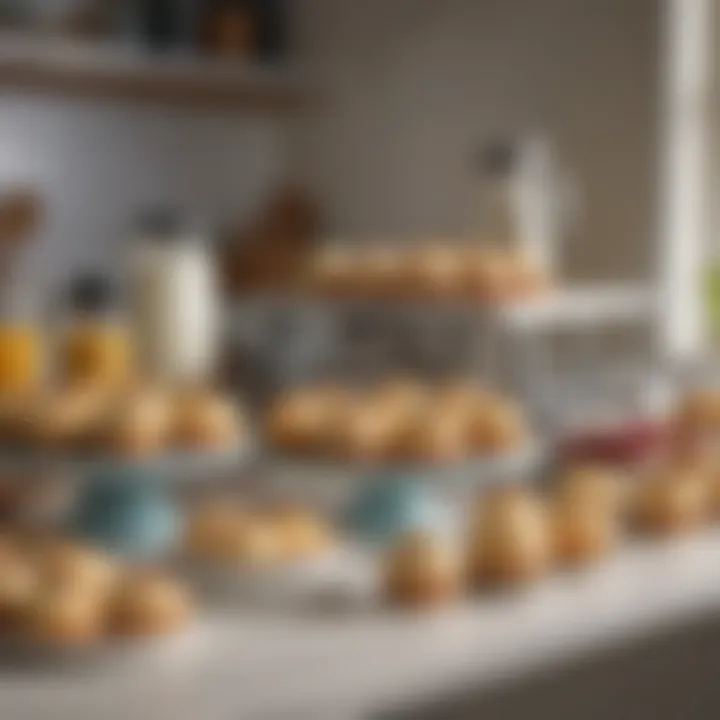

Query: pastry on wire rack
[[393, 410, 470, 464], [469, 487, 552, 587], [266, 506, 334, 563], [172, 388, 244, 450], [38, 542, 119, 599], [23, 581, 108, 645], [354, 246, 406, 298], [461, 248, 515, 301], [0, 551, 38, 627], [632, 466, 708, 536], [369, 377, 430, 421], [469, 397, 527, 454], [97, 388, 173, 458], [307, 246, 358, 298], [674, 388, 720, 435], [554, 465, 629, 518], [334, 402, 404, 461], [552, 498, 619, 567], [266, 385, 353, 456], [383, 530, 462, 610], [433, 379, 492, 418], [21, 384, 111, 450], [109, 571, 193, 638], [404, 244, 464, 300], [185, 499, 248, 561]]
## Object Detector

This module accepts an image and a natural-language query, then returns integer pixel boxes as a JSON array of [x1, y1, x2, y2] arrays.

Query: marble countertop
[[3, 529, 720, 720]]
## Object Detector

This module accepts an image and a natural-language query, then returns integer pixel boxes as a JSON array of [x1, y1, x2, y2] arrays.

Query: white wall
[[290, 0, 660, 281], [0, 94, 287, 300]]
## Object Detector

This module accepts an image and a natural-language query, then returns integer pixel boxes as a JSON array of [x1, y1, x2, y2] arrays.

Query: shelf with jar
[[0, 1, 303, 112]]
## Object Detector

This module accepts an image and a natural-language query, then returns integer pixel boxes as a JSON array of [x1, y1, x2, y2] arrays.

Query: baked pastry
[[335, 402, 402, 461], [633, 467, 708, 535], [353, 246, 405, 298], [552, 500, 618, 567], [22, 384, 110, 450], [672, 392, 720, 465], [394, 410, 470, 463], [434, 380, 491, 417], [185, 499, 247, 560], [0, 553, 37, 626], [0, 533, 19, 563], [675, 388, 720, 434], [405, 245, 464, 299], [308, 247, 357, 297], [99, 389, 172, 458], [173, 389, 243, 449], [268, 507, 333, 562], [469, 398, 526, 453], [370, 378, 429, 420], [266, 386, 352, 455], [109, 572, 193, 637], [0, 391, 37, 443], [555, 465, 627, 517], [462, 248, 514, 301], [196, 512, 282, 567], [384, 530, 462, 609], [39, 542, 118, 599], [23, 583, 106, 644], [469, 487, 552, 587], [698, 460, 720, 519]]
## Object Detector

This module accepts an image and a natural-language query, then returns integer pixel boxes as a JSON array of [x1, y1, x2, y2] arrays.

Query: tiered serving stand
[[0, 445, 250, 558]]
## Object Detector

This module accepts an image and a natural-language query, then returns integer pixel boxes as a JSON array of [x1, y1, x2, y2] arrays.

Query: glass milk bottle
[[129, 211, 219, 386]]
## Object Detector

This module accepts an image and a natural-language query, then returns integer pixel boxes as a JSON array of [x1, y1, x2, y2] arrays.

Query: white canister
[[129, 213, 219, 385], [470, 137, 578, 275]]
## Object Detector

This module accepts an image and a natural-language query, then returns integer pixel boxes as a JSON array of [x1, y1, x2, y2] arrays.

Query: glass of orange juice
[[62, 274, 133, 389], [0, 323, 43, 395], [65, 322, 132, 388]]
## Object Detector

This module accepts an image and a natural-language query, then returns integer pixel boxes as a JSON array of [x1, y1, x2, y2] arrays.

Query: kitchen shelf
[[0, 33, 307, 113], [495, 284, 656, 330]]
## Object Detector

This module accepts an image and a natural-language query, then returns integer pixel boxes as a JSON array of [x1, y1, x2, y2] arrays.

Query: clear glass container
[[0, 282, 43, 395], [62, 273, 133, 389]]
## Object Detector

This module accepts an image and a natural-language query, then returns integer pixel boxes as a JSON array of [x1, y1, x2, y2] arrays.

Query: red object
[[560, 418, 669, 465]]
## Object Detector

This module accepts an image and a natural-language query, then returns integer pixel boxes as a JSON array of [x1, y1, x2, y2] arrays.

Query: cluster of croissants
[[0, 382, 245, 458], [306, 244, 551, 302], [383, 454, 720, 610], [0, 535, 193, 644], [266, 379, 527, 463]]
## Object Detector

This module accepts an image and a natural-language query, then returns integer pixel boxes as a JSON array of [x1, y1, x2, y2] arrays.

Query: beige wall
[[290, 0, 660, 282]]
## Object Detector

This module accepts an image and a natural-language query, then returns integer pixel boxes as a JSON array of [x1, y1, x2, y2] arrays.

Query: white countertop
[[3, 529, 720, 720]]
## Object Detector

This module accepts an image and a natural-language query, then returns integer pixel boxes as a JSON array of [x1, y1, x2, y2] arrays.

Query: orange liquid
[[65, 323, 133, 388], [0, 325, 42, 394]]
